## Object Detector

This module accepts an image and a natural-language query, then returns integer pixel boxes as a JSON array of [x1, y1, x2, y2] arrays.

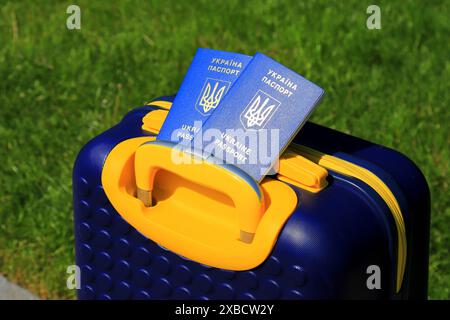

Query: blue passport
[[157, 48, 252, 143], [196, 52, 325, 182]]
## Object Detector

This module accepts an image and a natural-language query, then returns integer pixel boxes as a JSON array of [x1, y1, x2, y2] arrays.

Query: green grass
[[0, 0, 448, 299]]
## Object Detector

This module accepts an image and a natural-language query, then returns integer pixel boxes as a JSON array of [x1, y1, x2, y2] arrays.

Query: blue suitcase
[[73, 96, 430, 300]]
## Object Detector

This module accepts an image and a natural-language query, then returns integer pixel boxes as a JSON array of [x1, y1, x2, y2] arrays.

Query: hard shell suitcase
[[73, 96, 430, 300]]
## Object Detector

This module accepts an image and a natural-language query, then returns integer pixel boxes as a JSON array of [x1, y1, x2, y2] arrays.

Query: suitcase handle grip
[[134, 141, 265, 243], [102, 137, 297, 269]]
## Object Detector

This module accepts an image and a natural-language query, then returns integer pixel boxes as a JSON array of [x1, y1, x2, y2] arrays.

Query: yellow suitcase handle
[[134, 141, 265, 243], [102, 137, 298, 270]]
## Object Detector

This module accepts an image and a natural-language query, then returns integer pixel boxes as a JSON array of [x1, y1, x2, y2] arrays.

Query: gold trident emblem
[[199, 81, 226, 113], [244, 95, 276, 128]]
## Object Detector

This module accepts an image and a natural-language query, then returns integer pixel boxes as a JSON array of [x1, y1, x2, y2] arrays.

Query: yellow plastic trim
[[289, 143, 406, 293], [102, 137, 298, 271], [141, 109, 168, 134], [278, 150, 328, 193], [145, 100, 172, 110]]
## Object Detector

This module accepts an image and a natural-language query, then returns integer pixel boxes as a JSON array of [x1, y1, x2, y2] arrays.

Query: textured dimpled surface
[[74, 176, 309, 300]]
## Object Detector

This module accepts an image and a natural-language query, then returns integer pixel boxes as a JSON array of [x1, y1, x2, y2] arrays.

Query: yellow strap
[[141, 109, 168, 134], [277, 150, 328, 193], [145, 100, 172, 110], [289, 143, 406, 293]]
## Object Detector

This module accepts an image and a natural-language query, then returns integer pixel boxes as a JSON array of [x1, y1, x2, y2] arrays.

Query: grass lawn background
[[0, 0, 448, 299]]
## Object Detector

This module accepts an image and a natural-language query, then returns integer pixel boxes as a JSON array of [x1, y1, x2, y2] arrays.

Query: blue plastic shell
[[73, 96, 430, 300]]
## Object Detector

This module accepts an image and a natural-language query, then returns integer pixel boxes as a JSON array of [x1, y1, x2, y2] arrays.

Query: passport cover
[[157, 48, 252, 143], [196, 52, 325, 182]]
